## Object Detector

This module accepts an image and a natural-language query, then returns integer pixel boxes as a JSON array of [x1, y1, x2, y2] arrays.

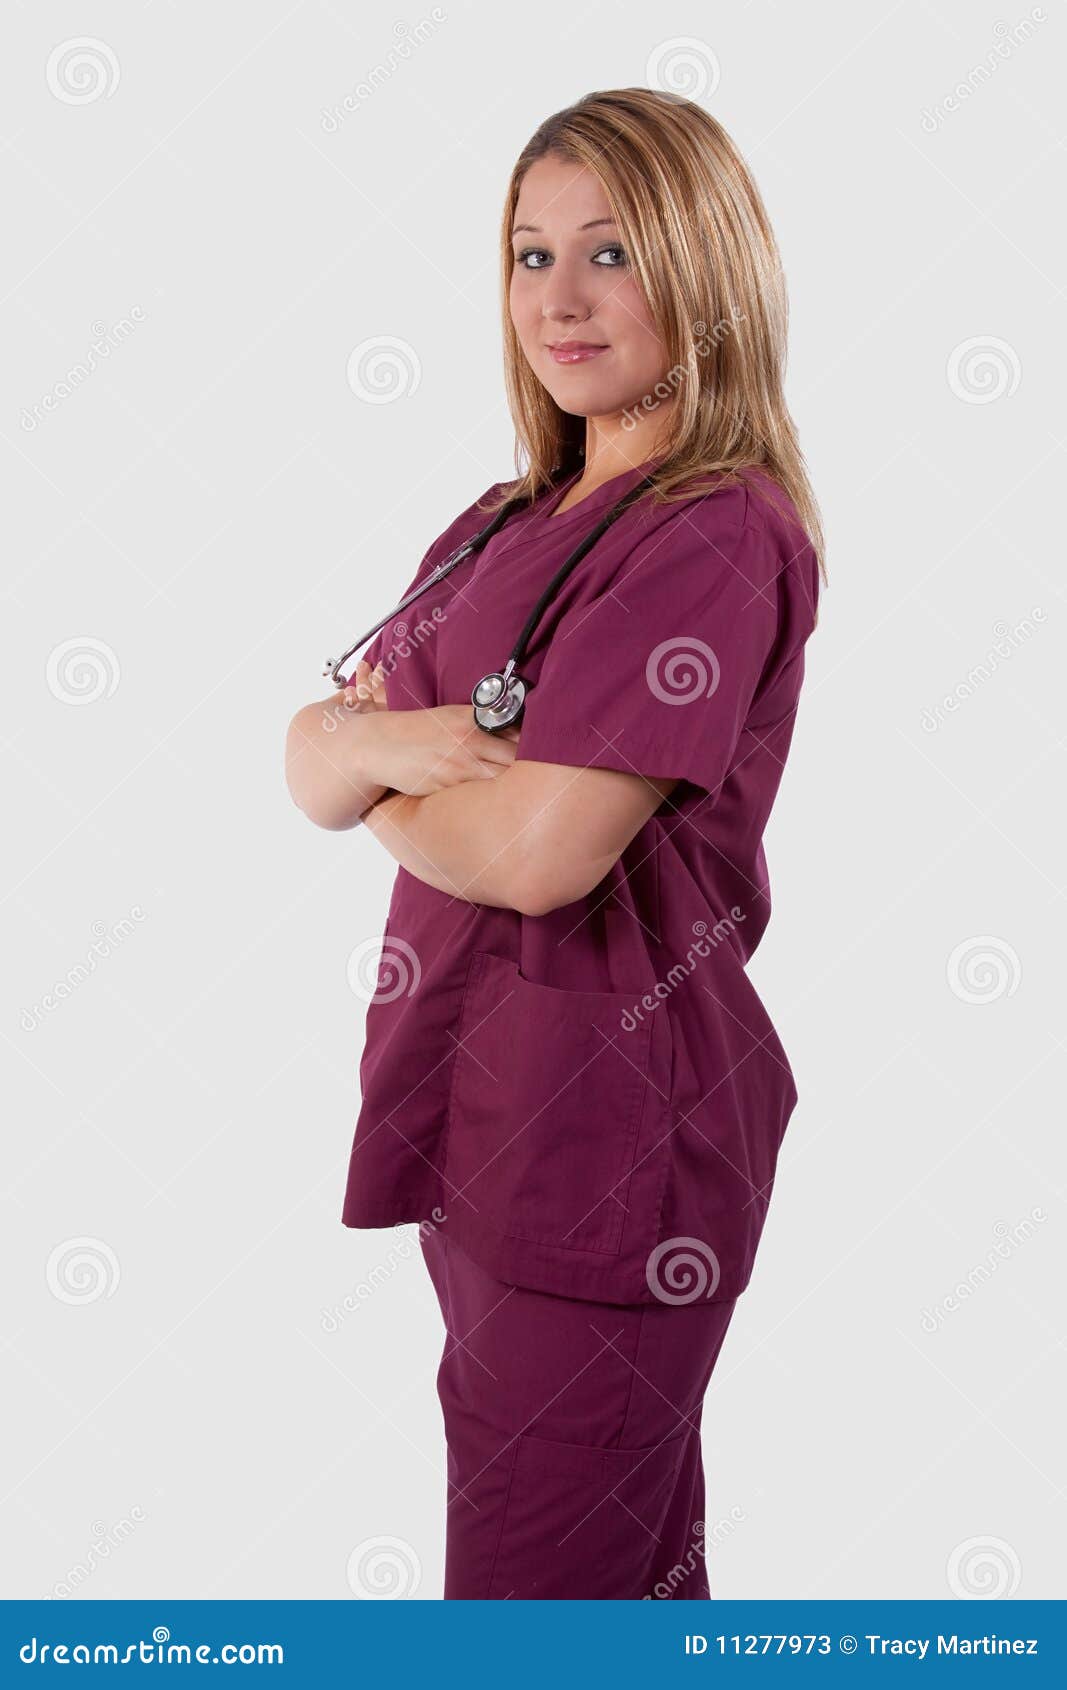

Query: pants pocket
[[487, 1424, 691, 1599], [444, 950, 654, 1255]]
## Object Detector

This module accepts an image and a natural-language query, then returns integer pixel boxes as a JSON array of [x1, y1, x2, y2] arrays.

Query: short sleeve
[[514, 498, 816, 802]]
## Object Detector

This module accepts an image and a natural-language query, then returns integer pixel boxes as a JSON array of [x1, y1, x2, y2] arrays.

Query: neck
[[576, 410, 673, 485]]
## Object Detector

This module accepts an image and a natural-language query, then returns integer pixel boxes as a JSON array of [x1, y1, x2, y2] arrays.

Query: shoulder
[[630, 467, 817, 610], [403, 477, 515, 584], [599, 469, 819, 662], [644, 466, 811, 556], [610, 470, 756, 592], [437, 477, 513, 547]]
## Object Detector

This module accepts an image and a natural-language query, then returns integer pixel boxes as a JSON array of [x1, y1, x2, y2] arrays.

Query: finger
[[349, 659, 378, 704]]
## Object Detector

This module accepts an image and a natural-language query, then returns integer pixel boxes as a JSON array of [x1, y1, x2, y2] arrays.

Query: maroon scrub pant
[[420, 1226, 738, 1600]]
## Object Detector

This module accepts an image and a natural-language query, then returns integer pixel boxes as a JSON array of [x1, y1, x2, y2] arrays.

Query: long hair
[[486, 88, 826, 581]]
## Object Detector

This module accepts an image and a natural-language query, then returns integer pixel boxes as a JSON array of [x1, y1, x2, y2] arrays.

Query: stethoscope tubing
[[323, 470, 659, 728], [322, 494, 526, 689]]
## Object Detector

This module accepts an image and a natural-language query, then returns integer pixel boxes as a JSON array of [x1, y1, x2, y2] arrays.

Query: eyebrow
[[510, 217, 618, 237]]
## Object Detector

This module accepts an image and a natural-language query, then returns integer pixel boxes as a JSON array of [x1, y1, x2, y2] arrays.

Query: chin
[[544, 376, 629, 413]]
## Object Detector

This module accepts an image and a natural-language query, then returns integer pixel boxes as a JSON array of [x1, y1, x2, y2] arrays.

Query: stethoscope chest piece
[[472, 665, 527, 733]]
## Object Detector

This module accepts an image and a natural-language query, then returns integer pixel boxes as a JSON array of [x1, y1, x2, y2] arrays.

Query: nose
[[539, 255, 593, 326]]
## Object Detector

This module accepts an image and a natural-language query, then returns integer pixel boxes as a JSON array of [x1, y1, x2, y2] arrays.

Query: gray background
[[2, 0, 1062, 1601]]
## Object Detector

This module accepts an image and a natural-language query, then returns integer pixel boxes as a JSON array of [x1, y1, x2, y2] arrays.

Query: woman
[[286, 88, 824, 1600]]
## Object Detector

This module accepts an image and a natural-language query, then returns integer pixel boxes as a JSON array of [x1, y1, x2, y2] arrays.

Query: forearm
[[285, 699, 392, 831], [361, 782, 549, 912]]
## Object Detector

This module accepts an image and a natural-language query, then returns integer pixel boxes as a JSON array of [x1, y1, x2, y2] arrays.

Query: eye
[[514, 243, 629, 271]]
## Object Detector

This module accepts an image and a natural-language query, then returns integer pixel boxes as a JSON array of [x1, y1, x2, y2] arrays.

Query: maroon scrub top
[[340, 458, 820, 1306]]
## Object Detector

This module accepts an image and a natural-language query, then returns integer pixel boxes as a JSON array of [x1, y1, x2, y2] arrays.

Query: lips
[[546, 342, 609, 364]]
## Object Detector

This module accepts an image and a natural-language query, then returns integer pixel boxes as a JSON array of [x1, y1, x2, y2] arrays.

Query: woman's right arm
[[284, 693, 390, 831], [284, 661, 517, 831]]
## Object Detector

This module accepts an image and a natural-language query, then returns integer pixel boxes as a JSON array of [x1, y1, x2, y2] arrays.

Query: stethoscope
[[323, 471, 658, 733]]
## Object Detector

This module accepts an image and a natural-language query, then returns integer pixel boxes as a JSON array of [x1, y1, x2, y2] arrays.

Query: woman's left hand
[[339, 658, 388, 714]]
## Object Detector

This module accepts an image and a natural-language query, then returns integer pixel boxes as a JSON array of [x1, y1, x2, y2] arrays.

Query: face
[[508, 155, 670, 428]]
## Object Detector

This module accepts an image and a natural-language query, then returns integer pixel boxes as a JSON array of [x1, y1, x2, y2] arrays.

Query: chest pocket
[[442, 951, 654, 1255]]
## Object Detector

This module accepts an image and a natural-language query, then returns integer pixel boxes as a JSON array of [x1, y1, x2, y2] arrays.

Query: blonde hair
[[487, 87, 826, 582]]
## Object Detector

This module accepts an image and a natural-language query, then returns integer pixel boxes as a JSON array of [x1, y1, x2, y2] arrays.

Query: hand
[[310, 659, 387, 740], [373, 704, 520, 797], [339, 658, 388, 714]]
